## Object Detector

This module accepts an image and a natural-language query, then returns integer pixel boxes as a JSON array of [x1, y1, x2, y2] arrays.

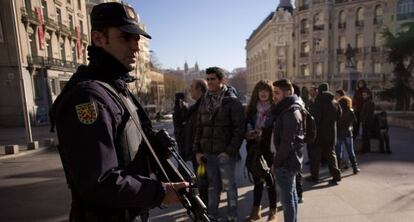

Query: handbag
[[245, 141, 271, 181]]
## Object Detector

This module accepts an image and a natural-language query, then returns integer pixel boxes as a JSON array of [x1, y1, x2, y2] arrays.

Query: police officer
[[51, 2, 187, 222]]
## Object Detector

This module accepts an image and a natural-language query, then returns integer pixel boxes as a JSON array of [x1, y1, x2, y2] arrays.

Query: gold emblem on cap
[[124, 5, 136, 20]]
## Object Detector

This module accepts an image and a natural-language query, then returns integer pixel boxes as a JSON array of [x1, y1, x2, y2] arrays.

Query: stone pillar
[[344, 66, 359, 96]]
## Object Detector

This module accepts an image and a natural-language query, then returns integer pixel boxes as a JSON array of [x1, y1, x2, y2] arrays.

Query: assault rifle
[[152, 129, 210, 222]]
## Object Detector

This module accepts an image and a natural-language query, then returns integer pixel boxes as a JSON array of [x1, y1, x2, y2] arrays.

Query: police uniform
[[51, 3, 165, 222]]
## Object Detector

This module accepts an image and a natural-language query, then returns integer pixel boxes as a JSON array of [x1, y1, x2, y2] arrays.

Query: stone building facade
[[246, 0, 414, 96], [246, 1, 295, 95]]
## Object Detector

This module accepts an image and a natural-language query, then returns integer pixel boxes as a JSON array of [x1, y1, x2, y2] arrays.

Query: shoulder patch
[[75, 101, 98, 125]]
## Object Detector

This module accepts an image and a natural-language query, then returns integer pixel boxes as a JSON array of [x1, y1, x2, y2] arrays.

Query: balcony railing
[[337, 48, 344, 54], [338, 22, 346, 29], [300, 28, 309, 34], [313, 24, 324, 31], [355, 20, 364, 27], [20, 7, 38, 24], [27, 55, 82, 69], [335, 0, 348, 3], [300, 52, 309, 57]]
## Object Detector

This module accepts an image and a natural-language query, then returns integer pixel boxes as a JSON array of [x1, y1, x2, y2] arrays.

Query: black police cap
[[91, 2, 151, 39]]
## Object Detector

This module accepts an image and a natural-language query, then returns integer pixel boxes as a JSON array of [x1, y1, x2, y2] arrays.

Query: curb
[[0, 145, 54, 161]]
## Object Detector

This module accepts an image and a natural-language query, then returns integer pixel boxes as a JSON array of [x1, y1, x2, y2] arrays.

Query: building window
[[77, 0, 82, 10], [374, 33, 383, 47], [357, 60, 363, 72], [301, 19, 309, 33], [71, 41, 77, 62], [374, 62, 382, 74], [356, 7, 364, 26], [356, 34, 364, 50], [314, 62, 323, 76], [339, 36, 346, 49], [301, 41, 310, 57], [56, 8, 62, 24], [79, 20, 83, 34], [313, 12, 324, 30], [374, 5, 383, 24], [28, 29, 37, 56], [300, 64, 310, 76], [338, 61, 346, 73], [68, 14, 74, 30], [46, 38, 52, 58], [397, 0, 414, 20], [41, 0, 48, 18], [33, 74, 43, 99], [49, 78, 57, 95], [60, 41, 65, 61], [314, 38, 323, 52], [338, 10, 346, 28]]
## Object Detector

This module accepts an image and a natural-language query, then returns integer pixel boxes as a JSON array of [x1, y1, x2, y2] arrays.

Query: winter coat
[[193, 88, 245, 156], [311, 91, 342, 146], [272, 95, 305, 173]]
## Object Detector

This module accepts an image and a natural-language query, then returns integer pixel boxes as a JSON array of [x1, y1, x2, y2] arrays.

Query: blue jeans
[[205, 153, 238, 220], [275, 168, 298, 222], [335, 136, 356, 161]]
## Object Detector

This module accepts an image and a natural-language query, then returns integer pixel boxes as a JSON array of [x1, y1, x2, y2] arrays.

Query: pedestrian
[[360, 91, 375, 153], [304, 86, 318, 166], [307, 82, 342, 184], [352, 80, 372, 139], [51, 2, 187, 221], [335, 89, 345, 101], [272, 79, 305, 222], [335, 96, 361, 174], [181, 79, 209, 204], [173, 92, 187, 159], [373, 110, 392, 154], [194, 67, 245, 222], [244, 80, 277, 222], [292, 84, 304, 204]]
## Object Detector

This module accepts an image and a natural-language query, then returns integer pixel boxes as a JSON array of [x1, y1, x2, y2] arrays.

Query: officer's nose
[[130, 37, 140, 53]]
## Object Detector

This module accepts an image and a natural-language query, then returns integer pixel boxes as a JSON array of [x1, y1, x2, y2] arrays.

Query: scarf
[[205, 85, 227, 120], [255, 101, 271, 130]]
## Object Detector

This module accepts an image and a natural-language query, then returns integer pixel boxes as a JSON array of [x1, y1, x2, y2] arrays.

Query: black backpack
[[300, 108, 317, 144]]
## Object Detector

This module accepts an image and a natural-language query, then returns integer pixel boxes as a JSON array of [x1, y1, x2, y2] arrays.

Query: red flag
[[36, 7, 44, 49], [76, 26, 82, 58]]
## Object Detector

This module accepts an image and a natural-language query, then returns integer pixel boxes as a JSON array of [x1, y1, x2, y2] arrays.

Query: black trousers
[[252, 171, 277, 209], [310, 143, 341, 180]]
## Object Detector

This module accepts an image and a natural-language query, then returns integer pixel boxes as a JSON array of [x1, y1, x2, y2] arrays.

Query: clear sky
[[125, 0, 282, 72]]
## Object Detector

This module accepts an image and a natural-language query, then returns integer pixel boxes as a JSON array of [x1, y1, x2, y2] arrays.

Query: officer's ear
[[91, 28, 109, 47]]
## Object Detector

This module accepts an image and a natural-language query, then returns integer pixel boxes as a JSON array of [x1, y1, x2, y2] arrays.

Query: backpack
[[300, 108, 317, 144]]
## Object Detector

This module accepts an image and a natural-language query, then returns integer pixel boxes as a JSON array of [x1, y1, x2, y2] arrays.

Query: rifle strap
[[95, 81, 172, 184]]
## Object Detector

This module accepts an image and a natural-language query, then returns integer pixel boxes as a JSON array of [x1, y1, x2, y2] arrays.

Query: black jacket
[[245, 106, 275, 165], [52, 46, 165, 221], [311, 91, 342, 146], [337, 107, 356, 138], [193, 87, 245, 156], [272, 95, 305, 172], [180, 98, 202, 161]]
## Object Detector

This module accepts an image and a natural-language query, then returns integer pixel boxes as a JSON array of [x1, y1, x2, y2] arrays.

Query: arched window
[[301, 19, 309, 33], [397, 0, 414, 20], [374, 5, 383, 24], [313, 12, 324, 30], [338, 10, 346, 28], [356, 7, 364, 27]]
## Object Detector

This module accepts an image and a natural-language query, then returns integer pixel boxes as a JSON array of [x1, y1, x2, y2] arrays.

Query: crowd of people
[[173, 71, 393, 222], [51, 2, 393, 222]]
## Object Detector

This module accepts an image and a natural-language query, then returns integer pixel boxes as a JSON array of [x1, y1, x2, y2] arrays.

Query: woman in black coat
[[244, 80, 277, 222]]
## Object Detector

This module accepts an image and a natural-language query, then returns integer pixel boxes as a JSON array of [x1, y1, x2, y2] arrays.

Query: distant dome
[[277, 0, 294, 13]]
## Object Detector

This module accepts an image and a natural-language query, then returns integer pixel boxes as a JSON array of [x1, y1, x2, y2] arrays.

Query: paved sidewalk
[[0, 126, 413, 222]]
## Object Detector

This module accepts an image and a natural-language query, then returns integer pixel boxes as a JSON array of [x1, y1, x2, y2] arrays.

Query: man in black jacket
[[194, 67, 245, 222], [308, 83, 342, 184], [51, 3, 186, 221], [272, 79, 305, 222]]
